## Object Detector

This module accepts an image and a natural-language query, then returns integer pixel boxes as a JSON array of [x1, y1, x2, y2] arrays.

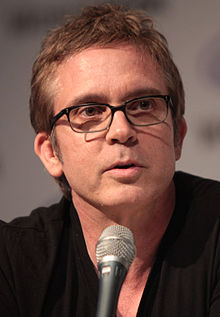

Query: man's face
[[51, 45, 184, 214]]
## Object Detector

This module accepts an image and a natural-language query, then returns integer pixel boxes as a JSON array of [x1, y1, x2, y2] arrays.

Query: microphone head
[[96, 225, 136, 270]]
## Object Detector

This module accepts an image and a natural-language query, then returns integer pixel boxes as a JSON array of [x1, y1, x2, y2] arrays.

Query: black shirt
[[0, 172, 220, 316]]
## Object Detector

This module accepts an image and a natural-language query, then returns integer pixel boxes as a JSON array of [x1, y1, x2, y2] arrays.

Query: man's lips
[[104, 161, 143, 172]]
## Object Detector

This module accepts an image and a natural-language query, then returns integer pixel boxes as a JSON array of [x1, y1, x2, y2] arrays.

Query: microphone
[[95, 225, 136, 317]]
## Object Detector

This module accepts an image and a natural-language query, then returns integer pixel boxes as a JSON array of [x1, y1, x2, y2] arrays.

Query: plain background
[[0, 0, 220, 221]]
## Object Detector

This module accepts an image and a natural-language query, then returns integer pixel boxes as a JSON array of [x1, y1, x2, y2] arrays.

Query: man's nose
[[105, 110, 137, 144]]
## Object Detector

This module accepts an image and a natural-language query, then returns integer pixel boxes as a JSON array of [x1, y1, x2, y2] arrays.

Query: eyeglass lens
[[68, 97, 168, 133]]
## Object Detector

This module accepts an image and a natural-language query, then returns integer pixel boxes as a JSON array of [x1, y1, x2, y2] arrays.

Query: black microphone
[[95, 225, 136, 317]]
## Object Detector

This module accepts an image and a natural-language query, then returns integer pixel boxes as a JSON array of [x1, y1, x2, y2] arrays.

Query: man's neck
[[72, 182, 175, 316], [72, 180, 176, 271]]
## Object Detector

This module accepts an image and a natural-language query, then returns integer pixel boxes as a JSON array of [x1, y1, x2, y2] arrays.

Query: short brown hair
[[30, 3, 185, 199]]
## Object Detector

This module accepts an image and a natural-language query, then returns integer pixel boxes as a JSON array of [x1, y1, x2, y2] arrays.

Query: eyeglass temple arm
[[50, 108, 69, 130]]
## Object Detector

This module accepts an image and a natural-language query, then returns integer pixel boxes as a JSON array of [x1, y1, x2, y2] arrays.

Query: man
[[0, 3, 220, 317]]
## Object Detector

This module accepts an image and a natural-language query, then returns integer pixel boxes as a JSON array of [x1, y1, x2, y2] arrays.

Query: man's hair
[[29, 3, 185, 200]]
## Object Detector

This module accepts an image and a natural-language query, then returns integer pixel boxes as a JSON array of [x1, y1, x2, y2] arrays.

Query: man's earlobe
[[34, 132, 63, 177], [175, 117, 187, 161]]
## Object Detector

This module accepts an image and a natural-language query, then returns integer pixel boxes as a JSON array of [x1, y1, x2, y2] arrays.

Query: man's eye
[[138, 100, 152, 110], [82, 107, 98, 116], [128, 99, 154, 111], [79, 106, 107, 118]]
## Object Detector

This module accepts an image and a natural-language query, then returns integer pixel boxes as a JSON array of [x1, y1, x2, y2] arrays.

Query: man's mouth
[[105, 161, 141, 172], [114, 164, 135, 169], [103, 161, 143, 179]]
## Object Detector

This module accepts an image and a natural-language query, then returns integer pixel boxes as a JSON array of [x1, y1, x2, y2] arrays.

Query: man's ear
[[34, 132, 63, 177], [175, 117, 187, 161]]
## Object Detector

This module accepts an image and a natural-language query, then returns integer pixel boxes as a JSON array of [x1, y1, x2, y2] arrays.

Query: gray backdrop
[[1, 0, 220, 221]]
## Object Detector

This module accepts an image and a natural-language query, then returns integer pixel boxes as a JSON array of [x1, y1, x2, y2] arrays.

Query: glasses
[[50, 95, 173, 133]]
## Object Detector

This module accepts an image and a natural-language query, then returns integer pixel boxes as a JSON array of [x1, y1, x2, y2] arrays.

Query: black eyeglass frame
[[50, 94, 173, 133]]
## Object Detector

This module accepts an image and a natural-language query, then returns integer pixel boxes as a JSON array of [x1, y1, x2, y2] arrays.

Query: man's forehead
[[58, 43, 158, 69], [53, 44, 167, 110], [56, 44, 164, 82]]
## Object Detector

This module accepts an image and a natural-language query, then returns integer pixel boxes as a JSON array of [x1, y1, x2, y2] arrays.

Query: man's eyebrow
[[66, 88, 164, 107], [123, 88, 164, 101], [66, 93, 107, 107]]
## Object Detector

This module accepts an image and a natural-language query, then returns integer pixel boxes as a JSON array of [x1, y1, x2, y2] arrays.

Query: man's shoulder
[[0, 197, 74, 310], [174, 171, 220, 221], [1, 196, 70, 228], [174, 171, 220, 197], [0, 196, 72, 249]]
